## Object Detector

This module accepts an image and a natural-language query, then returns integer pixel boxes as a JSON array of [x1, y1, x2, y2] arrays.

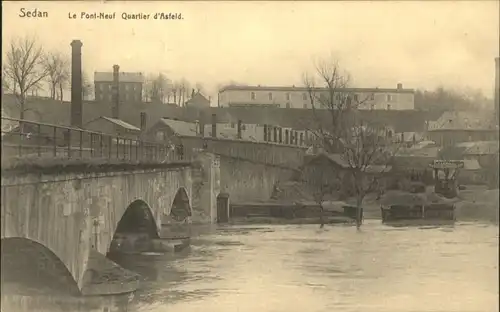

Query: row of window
[[97, 83, 140, 92], [97, 93, 141, 102], [247, 92, 395, 102]]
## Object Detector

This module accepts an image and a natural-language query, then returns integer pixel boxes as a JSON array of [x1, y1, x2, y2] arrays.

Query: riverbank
[[229, 185, 498, 225]]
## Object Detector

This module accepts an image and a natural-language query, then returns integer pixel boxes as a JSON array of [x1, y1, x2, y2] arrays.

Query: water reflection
[[2, 221, 498, 312]]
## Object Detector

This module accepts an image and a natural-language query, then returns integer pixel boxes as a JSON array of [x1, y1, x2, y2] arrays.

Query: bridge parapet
[[1, 117, 183, 165], [180, 136, 306, 169]]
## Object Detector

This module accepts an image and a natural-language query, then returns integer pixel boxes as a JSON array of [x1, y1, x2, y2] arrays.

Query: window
[[286, 103, 291, 108], [268, 92, 273, 100], [231, 122, 235, 128], [303, 103, 308, 108], [353, 94, 359, 102], [285, 93, 290, 101], [370, 103, 375, 110], [99, 84, 104, 91], [387, 94, 393, 102], [370, 93, 375, 100], [387, 104, 391, 110], [156, 131, 165, 141], [251, 92, 256, 100], [302, 93, 307, 100], [336, 94, 341, 101]]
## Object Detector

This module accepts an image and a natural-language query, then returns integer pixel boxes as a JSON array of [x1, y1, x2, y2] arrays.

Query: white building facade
[[218, 84, 415, 110]]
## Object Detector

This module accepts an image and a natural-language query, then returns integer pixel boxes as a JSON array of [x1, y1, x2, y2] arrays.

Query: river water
[[1, 221, 498, 312]]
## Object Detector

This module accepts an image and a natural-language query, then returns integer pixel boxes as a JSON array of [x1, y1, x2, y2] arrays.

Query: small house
[[185, 91, 210, 109], [84, 116, 141, 138]]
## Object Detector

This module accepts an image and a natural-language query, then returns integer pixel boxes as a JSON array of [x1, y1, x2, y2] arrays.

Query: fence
[[1, 117, 184, 162]]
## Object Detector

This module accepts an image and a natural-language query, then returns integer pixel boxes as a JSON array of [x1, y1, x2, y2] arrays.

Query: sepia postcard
[[1, 1, 499, 312]]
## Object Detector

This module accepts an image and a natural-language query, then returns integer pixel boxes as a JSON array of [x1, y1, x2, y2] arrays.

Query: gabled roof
[[158, 118, 198, 137], [100, 116, 141, 131], [186, 92, 210, 106], [427, 111, 496, 131], [94, 72, 144, 83]]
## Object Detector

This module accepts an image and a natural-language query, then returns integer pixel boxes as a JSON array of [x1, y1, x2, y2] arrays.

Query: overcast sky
[[2, 1, 499, 103]]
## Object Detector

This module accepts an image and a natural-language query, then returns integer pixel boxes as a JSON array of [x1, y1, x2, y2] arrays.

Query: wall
[[219, 87, 415, 110], [190, 153, 220, 223], [427, 130, 499, 147], [95, 81, 142, 103], [1, 165, 193, 293], [180, 136, 307, 168], [218, 155, 297, 203], [202, 123, 310, 146]]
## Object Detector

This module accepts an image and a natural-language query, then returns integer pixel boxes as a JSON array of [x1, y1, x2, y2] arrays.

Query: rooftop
[[460, 141, 499, 156], [94, 72, 144, 83], [158, 118, 198, 137], [427, 111, 497, 131], [219, 85, 415, 94], [100, 116, 141, 131]]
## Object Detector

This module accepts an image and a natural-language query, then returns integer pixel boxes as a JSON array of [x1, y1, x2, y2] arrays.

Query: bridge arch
[[170, 187, 192, 222], [107, 199, 159, 254], [0, 237, 80, 295]]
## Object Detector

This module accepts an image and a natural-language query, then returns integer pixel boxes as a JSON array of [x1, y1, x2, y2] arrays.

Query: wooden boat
[[380, 190, 456, 226]]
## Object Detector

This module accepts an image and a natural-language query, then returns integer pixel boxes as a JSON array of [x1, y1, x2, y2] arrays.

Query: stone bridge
[[0, 157, 219, 296]]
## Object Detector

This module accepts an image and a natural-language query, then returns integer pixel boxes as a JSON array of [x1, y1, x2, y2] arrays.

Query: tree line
[[2, 37, 95, 115], [142, 72, 204, 106], [415, 87, 492, 112], [0, 36, 206, 120]]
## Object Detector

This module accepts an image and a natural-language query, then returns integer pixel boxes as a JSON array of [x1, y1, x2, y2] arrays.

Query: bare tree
[[303, 57, 398, 229], [30, 81, 44, 97], [43, 51, 70, 101], [143, 72, 171, 103], [179, 78, 190, 106], [156, 73, 171, 103], [2, 66, 11, 94], [3, 36, 49, 119]]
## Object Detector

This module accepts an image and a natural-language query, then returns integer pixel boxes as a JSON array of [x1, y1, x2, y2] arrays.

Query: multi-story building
[[218, 84, 415, 110], [94, 71, 144, 103]]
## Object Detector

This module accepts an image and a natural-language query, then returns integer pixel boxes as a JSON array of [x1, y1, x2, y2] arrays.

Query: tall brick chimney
[[237, 120, 242, 139], [211, 114, 217, 138], [495, 57, 499, 125], [140, 112, 147, 131], [112, 65, 120, 119], [70, 40, 83, 128]]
